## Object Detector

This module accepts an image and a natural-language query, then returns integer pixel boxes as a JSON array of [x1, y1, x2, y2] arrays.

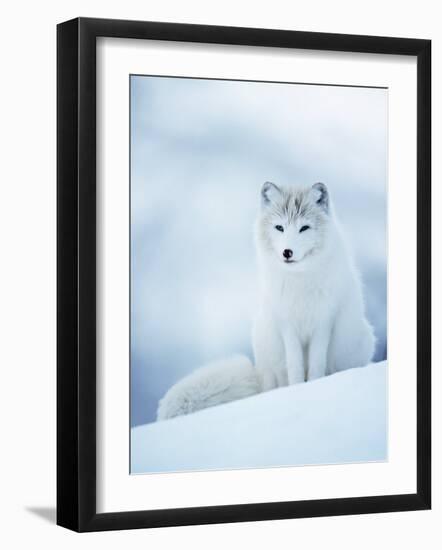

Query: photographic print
[[57, 18, 431, 531], [129, 74, 388, 475]]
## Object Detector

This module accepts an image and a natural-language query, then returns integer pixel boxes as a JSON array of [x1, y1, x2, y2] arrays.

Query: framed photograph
[[57, 17, 431, 532]]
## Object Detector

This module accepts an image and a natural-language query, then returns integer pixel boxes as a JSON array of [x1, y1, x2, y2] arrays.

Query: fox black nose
[[283, 249, 293, 259]]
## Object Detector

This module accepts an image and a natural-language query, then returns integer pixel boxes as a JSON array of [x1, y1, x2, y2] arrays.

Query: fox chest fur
[[263, 268, 341, 345]]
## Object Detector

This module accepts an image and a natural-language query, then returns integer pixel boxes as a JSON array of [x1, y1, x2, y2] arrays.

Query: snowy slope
[[131, 361, 387, 474]]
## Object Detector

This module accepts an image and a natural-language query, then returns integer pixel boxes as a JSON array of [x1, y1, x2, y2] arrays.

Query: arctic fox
[[157, 181, 375, 421]]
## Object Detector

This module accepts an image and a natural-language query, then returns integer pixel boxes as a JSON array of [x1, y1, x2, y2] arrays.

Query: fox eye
[[299, 225, 310, 233], [275, 225, 284, 232]]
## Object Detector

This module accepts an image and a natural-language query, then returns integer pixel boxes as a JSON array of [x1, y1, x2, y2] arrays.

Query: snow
[[131, 361, 387, 474]]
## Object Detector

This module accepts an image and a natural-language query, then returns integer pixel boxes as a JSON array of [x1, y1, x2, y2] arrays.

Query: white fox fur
[[157, 182, 375, 421]]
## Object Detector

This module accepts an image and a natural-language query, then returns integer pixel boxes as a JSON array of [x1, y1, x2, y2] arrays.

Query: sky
[[130, 75, 388, 427]]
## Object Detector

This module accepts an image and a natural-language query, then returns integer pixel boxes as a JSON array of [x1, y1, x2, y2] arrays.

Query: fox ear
[[311, 182, 329, 213], [261, 182, 282, 207]]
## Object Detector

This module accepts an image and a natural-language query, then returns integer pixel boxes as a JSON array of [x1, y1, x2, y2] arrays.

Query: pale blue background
[[130, 75, 387, 427]]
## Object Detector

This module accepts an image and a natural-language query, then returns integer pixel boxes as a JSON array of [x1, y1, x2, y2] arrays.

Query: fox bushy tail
[[157, 355, 263, 421]]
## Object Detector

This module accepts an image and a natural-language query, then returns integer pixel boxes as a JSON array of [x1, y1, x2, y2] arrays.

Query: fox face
[[256, 181, 330, 270]]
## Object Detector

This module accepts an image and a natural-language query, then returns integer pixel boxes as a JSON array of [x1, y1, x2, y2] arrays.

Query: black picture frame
[[57, 17, 431, 532]]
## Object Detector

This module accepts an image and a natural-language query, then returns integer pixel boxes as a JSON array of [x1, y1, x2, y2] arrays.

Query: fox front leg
[[307, 324, 331, 381], [282, 329, 305, 385]]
